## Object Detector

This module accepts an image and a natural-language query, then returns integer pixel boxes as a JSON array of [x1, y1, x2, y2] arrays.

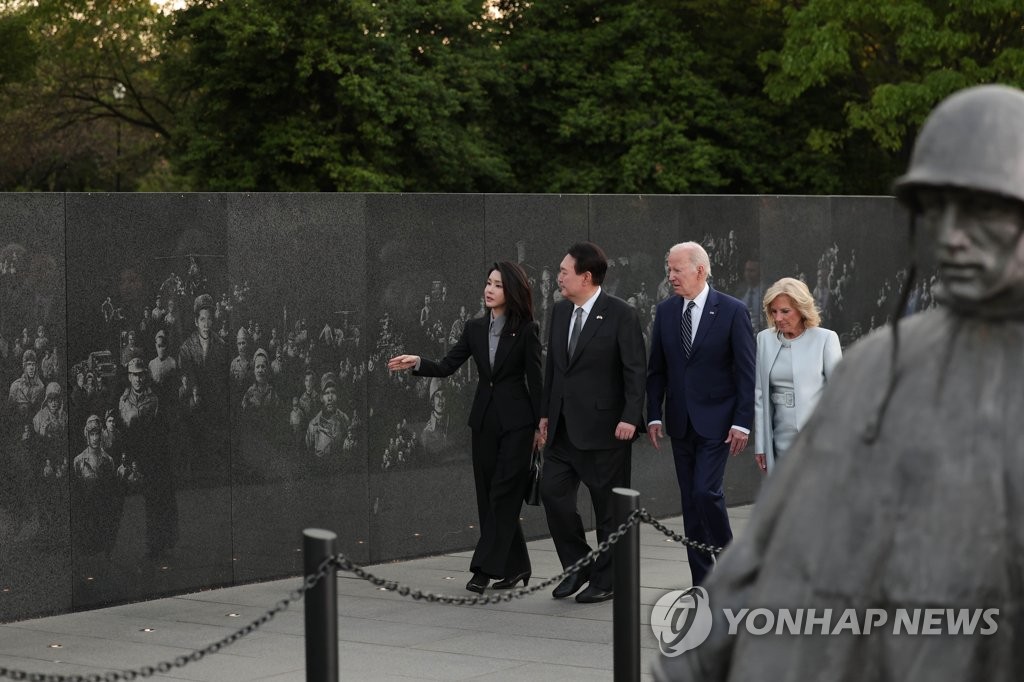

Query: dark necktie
[[681, 300, 695, 358], [567, 307, 583, 360]]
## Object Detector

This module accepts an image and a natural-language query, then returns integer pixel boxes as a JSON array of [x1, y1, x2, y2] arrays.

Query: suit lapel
[[473, 318, 492, 379], [763, 331, 783, 380], [551, 301, 571, 368], [690, 287, 720, 357], [568, 292, 608, 367], [668, 295, 685, 358]]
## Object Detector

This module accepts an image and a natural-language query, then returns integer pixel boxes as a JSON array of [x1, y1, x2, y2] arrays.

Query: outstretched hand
[[386, 355, 419, 371]]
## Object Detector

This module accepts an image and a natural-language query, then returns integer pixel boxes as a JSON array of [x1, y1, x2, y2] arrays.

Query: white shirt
[[567, 287, 602, 352], [682, 283, 710, 345]]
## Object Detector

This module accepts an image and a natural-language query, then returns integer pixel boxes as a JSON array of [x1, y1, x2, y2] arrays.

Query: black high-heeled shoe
[[466, 573, 489, 594], [492, 571, 530, 589]]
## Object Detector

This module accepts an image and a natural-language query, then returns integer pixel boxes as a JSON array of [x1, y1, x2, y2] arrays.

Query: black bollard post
[[612, 487, 641, 682], [303, 528, 338, 682]]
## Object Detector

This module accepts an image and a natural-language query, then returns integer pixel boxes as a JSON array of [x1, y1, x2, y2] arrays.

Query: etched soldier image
[[32, 381, 67, 444], [148, 329, 178, 394], [305, 371, 349, 462], [151, 295, 166, 322], [296, 368, 320, 421], [40, 346, 60, 382], [120, 329, 143, 367], [119, 357, 177, 560], [419, 382, 449, 456], [177, 294, 229, 404], [735, 258, 764, 333], [9, 349, 44, 421], [229, 326, 253, 393], [657, 84, 1024, 682], [240, 348, 281, 416], [72, 415, 120, 563], [176, 293, 230, 478]]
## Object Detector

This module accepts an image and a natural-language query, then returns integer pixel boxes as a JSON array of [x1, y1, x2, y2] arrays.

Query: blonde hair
[[763, 277, 821, 330]]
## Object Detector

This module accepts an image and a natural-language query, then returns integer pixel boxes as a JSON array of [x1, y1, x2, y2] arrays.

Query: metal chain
[[0, 557, 339, 682], [335, 509, 645, 605], [639, 510, 724, 556], [0, 507, 713, 681]]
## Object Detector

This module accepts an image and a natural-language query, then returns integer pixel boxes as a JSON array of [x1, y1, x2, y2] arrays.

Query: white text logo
[[722, 608, 999, 636], [650, 587, 713, 657]]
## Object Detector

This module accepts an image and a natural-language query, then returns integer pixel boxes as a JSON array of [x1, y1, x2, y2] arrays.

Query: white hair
[[669, 242, 712, 278]]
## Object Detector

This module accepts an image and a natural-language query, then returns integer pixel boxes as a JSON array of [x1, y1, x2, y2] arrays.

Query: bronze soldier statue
[[657, 84, 1024, 681]]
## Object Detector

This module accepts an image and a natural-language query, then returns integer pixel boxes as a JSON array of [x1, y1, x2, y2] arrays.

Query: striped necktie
[[681, 300, 695, 358]]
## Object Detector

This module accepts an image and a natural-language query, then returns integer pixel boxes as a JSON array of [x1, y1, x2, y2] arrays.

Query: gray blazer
[[754, 326, 842, 472]]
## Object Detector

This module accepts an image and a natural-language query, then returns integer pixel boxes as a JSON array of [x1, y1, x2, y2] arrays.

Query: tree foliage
[[759, 0, 1024, 192], [490, 0, 726, 193], [0, 0, 180, 191], [163, 0, 511, 191], [2, 0, 1024, 194]]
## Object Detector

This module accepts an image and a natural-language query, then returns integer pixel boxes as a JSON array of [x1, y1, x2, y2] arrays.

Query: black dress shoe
[[575, 585, 614, 603], [492, 571, 531, 589], [552, 572, 590, 599], [466, 573, 489, 594]]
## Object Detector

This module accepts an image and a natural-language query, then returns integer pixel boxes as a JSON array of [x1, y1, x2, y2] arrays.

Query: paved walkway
[[0, 506, 752, 681]]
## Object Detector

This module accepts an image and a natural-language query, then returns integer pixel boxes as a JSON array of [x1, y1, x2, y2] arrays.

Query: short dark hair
[[567, 242, 608, 285]]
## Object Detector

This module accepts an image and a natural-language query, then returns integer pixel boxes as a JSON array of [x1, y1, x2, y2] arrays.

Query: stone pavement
[[0, 506, 752, 681]]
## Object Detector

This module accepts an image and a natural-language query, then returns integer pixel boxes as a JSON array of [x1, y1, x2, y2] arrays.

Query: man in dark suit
[[539, 242, 647, 603], [647, 241, 755, 586]]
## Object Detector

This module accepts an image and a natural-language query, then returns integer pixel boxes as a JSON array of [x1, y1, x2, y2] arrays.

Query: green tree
[[760, 0, 1024, 193], [490, 0, 837, 194], [0, 0, 181, 191], [164, 0, 510, 191]]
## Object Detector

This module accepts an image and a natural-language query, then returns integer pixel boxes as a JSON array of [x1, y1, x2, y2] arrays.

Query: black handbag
[[524, 446, 543, 506]]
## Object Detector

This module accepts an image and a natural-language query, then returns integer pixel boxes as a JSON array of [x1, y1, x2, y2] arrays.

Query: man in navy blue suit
[[646, 241, 755, 586]]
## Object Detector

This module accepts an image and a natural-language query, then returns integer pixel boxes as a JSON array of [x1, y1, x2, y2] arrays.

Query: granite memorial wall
[[0, 192, 916, 622]]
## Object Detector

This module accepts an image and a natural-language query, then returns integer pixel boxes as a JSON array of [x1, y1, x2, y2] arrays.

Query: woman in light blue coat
[[754, 277, 841, 474]]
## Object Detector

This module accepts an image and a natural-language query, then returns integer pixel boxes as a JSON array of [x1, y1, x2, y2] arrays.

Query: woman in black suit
[[387, 261, 543, 593]]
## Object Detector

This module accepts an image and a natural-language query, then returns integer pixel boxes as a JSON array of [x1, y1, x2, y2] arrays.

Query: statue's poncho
[[657, 307, 1024, 681]]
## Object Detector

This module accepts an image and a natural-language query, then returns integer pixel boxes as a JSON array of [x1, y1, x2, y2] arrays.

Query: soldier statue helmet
[[892, 84, 1024, 315], [656, 84, 1024, 682]]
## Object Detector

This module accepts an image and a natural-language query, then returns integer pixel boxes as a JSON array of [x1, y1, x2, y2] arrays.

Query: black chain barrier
[[336, 509, 646, 605], [0, 509, 714, 681], [0, 557, 339, 682], [639, 510, 725, 557]]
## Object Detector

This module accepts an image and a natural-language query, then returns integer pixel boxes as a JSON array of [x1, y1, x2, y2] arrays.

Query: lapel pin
[[596, 315, 604, 320], [709, 311, 716, 315]]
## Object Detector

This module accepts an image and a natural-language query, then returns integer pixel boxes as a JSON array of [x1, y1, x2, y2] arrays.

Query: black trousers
[[540, 419, 631, 591], [469, 402, 533, 578]]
